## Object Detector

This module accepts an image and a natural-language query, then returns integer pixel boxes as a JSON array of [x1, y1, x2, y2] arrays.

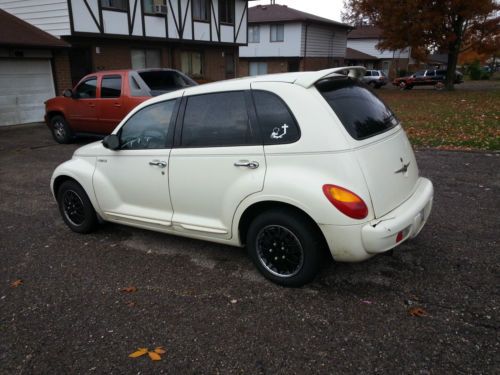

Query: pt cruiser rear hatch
[[315, 75, 419, 219]]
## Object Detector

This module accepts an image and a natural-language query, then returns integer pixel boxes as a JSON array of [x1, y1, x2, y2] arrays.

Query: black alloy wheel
[[247, 209, 324, 287], [57, 180, 97, 233]]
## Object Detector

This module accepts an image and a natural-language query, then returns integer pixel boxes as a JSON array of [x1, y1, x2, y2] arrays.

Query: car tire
[[57, 180, 98, 234], [246, 209, 323, 287], [50, 115, 73, 144], [434, 82, 445, 90]]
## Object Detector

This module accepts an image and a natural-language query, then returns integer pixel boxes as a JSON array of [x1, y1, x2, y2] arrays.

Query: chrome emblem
[[395, 157, 410, 174]]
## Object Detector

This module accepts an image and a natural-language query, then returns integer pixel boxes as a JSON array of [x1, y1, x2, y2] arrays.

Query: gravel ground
[[0, 124, 498, 374]]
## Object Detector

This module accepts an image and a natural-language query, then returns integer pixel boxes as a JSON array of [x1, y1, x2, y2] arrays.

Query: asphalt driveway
[[0, 124, 498, 374]]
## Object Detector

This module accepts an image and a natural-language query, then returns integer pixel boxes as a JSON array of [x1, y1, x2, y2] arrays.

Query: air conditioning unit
[[154, 4, 168, 14]]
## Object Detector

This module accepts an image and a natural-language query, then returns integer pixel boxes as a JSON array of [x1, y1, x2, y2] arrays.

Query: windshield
[[138, 71, 196, 94], [316, 77, 398, 140]]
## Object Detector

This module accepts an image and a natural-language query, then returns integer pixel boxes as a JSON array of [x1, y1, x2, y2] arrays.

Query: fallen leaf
[[121, 286, 138, 293], [360, 300, 373, 305], [10, 279, 23, 288], [154, 347, 166, 354], [408, 307, 427, 317], [148, 351, 162, 361], [125, 301, 136, 307], [230, 299, 237, 304], [129, 348, 148, 358]]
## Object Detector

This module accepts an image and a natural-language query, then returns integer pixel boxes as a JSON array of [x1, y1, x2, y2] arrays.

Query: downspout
[[303, 23, 308, 71]]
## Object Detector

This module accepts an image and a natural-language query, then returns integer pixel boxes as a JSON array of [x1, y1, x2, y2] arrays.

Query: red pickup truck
[[45, 69, 196, 143]]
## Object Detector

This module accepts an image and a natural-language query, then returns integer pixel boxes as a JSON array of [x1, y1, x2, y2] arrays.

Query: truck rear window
[[316, 77, 398, 140]]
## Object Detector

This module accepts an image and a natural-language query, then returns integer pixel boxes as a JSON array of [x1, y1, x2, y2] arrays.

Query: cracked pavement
[[0, 124, 498, 374]]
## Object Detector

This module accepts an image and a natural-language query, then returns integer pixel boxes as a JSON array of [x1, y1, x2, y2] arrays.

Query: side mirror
[[103, 134, 120, 150], [63, 89, 73, 98]]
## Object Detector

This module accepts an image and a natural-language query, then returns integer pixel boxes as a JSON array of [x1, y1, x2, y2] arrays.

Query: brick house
[[239, 4, 351, 76], [0, 9, 70, 126], [346, 25, 414, 77], [0, 0, 253, 92]]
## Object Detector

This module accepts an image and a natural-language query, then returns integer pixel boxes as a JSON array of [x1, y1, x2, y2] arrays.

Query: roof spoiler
[[294, 66, 366, 88]]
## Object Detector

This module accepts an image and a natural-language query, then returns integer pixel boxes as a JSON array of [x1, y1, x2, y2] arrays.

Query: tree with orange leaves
[[343, 0, 500, 89]]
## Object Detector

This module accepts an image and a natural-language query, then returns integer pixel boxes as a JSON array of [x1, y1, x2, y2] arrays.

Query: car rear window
[[138, 71, 196, 95], [316, 77, 398, 140]]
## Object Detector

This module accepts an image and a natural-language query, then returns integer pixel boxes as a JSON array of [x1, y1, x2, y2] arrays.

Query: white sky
[[250, 0, 346, 22]]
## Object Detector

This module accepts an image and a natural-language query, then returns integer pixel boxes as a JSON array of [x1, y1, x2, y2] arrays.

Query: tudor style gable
[[68, 0, 249, 45]]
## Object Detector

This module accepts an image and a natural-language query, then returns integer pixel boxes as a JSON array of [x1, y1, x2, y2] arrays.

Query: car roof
[[130, 67, 367, 110], [84, 68, 183, 76], [186, 66, 367, 92]]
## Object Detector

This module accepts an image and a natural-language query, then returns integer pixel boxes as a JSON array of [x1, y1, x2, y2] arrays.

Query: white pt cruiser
[[51, 67, 433, 287]]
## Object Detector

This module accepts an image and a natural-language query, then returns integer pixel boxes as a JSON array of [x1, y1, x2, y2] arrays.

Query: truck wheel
[[246, 209, 323, 287], [50, 115, 73, 144]]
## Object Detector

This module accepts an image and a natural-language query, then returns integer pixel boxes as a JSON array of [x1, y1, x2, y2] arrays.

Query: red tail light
[[322, 184, 369, 219]]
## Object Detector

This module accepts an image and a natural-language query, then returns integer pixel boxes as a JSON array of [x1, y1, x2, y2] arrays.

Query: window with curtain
[[270, 24, 284, 42], [181, 51, 203, 77], [131, 49, 161, 69], [193, 0, 209, 21], [219, 0, 234, 24], [101, 0, 127, 10], [248, 25, 260, 43]]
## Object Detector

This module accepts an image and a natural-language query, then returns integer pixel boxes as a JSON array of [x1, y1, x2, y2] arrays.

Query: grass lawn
[[378, 87, 500, 151]]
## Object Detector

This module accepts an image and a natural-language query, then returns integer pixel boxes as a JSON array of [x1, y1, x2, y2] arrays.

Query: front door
[[97, 74, 127, 134], [66, 76, 99, 132], [93, 99, 179, 227], [168, 90, 265, 238]]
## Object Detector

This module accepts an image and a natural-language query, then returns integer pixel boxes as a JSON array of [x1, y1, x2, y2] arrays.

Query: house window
[[181, 51, 203, 77], [193, 0, 209, 21], [101, 0, 127, 10], [248, 25, 260, 43], [143, 0, 167, 14], [219, 0, 234, 24], [131, 49, 161, 69], [270, 24, 284, 42], [249, 62, 267, 76]]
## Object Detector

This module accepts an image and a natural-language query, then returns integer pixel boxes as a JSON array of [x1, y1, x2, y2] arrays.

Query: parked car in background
[[45, 69, 197, 143], [392, 69, 463, 90], [361, 69, 388, 88], [51, 67, 433, 287]]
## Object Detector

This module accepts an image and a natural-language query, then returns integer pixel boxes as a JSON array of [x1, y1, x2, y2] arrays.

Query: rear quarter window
[[252, 91, 300, 145], [316, 77, 398, 140]]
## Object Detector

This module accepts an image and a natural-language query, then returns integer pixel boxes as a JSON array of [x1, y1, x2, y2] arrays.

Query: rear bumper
[[320, 177, 433, 262]]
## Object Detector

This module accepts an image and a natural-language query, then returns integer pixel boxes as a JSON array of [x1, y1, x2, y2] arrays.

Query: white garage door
[[0, 59, 55, 126]]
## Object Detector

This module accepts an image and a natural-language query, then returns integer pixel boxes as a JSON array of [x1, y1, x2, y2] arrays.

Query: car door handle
[[89, 103, 96, 108], [149, 160, 167, 168], [113, 103, 121, 107], [234, 160, 259, 169]]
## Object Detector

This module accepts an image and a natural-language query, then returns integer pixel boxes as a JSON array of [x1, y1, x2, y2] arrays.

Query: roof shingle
[[0, 9, 69, 48], [248, 4, 351, 29], [347, 25, 383, 39]]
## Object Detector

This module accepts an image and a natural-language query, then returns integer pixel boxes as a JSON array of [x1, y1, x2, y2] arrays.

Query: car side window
[[252, 90, 300, 145], [181, 91, 255, 147], [75, 78, 97, 99], [426, 70, 435, 77], [364, 71, 371, 77], [119, 100, 177, 150], [101, 75, 122, 98]]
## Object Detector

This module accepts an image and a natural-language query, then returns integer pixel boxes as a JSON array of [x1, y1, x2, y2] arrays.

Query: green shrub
[[468, 61, 482, 80]]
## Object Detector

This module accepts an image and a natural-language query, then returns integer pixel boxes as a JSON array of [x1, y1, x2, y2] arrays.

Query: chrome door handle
[[234, 160, 259, 169], [149, 160, 167, 168]]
